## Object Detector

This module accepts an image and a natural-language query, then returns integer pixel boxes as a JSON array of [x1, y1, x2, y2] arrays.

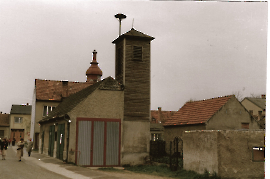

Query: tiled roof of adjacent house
[[0, 113, 9, 127], [35, 79, 92, 101], [10, 105, 32, 115], [112, 28, 155, 43], [39, 77, 122, 123], [151, 110, 177, 124], [163, 95, 233, 126], [242, 97, 266, 110]]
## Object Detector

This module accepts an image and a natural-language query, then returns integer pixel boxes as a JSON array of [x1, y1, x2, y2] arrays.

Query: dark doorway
[[56, 123, 65, 160], [48, 125, 55, 157], [34, 133, 39, 149]]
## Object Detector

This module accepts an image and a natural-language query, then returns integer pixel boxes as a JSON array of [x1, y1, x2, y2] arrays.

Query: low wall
[[183, 130, 218, 174], [183, 130, 264, 179]]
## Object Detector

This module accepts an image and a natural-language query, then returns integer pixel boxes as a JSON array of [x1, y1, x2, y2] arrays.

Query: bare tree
[[249, 93, 261, 98], [232, 91, 243, 101]]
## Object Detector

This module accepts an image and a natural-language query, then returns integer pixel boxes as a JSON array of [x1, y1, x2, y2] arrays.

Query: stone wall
[[217, 130, 264, 179], [183, 130, 265, 179], [182, 130, 218, 174], [121, 121, 150, 165], [163, 124, 206, 154]]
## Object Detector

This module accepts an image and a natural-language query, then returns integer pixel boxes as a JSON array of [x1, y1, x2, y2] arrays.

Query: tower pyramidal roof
[[112, 28, 155, 44]]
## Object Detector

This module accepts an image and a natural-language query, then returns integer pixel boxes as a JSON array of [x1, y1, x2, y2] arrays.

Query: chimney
[[158, 107, 162, 123], [62, 81, 69, 98], [261, 94, 266, 99], [249, 110, 253, 116]]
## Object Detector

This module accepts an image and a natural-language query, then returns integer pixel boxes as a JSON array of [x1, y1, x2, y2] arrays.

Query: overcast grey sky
[[0, 1, 267, 113]]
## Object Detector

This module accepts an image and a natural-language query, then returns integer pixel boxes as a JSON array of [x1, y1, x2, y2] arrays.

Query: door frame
[[76, 118, 121, 167]]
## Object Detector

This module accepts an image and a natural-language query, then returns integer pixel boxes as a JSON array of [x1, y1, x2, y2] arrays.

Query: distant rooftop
[[164, 95, 233, 126], [242, 97, 266, 110], [10, 104, 32, 115], [0, 113, 9, 127]]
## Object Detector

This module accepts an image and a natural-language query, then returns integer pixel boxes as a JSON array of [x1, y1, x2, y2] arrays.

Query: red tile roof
[[151, 110, 177, 124], [0, 113, 9, 127], [35, 79, 93, 101], [163, 95, 233, 126]]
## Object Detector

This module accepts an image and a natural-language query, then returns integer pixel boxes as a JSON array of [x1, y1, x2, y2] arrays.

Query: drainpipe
[[64, 114, 71, 163]]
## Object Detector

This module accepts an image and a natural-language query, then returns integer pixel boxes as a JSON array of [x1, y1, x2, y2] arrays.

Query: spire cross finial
[[93, 50, 97, 62]]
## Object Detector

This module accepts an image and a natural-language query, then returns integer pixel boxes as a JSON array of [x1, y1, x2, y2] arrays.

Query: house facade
[[163, 95, 261, 153], [30, 50, 101, 150], [0, 112, 10, 139], [38, 28, 154, 166], [10, 104, 32, 142], [241, 95, 265, 129], [39, 77, 123, 165]]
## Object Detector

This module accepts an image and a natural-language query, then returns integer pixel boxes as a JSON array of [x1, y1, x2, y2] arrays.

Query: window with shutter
[[133, 46, 142, 61], [43, 106, 56, 116]]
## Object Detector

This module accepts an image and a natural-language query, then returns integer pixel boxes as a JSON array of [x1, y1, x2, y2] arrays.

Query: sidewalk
[[10, 146, 120, 179]]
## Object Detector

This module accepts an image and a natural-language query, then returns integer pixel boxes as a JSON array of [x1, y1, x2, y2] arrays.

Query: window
[[151, 133, 161, 141], [133, 46, 142, 61], [43, 106, 55, 116], [241, 123, 249, 129], [14, 117, 23, 123], [253, 147, 265, 162]]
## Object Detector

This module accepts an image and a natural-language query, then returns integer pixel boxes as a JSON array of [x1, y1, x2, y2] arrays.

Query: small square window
[[241, 123, 249, 129], [14, 117, 23, 123], [253, 147, 265, 162]]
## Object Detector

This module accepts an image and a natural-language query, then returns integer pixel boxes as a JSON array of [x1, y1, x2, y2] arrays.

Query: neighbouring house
[[10, 104, 32, 142], [241, 95, 266, 129], [182, 130, 264, 178], [30, 50, 101, 150], [163, 95, 261, 154], [38, 28, 154, 166], [0, 112, 10, 139], [150, 107, 176, 141]]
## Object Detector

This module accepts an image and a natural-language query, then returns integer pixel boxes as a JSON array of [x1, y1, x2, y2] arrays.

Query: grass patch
[[123, 165, 220, 179]]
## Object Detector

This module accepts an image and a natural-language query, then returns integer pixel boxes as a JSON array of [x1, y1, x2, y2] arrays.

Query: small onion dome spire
[[86, 50, 103, 83]]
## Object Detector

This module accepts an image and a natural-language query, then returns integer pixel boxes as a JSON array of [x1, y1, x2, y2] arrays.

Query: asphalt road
[[0, 146, 69, 179]]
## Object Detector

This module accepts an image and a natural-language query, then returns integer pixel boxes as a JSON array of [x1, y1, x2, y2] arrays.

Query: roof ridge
[[186, 95, 233, 103], [163, 95, 233, 126], [35, 79, 86, 83]]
